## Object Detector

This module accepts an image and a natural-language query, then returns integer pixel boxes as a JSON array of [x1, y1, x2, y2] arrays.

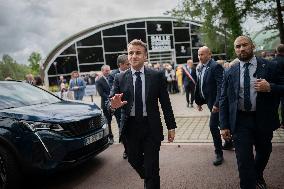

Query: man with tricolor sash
[[182, 59, 197, 108]]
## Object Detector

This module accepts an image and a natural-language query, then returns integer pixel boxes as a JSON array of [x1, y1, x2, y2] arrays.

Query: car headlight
[[100, 112, 109, 136], [20, 121, 64, 132], [102, 121, 109, 136], [101, 114, 107, 125]]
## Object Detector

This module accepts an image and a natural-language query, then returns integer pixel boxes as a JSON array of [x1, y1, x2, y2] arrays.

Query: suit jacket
[[108, 69, 120, 90], [182, 66, 197, 87], [195, 59, 224, 110], [273, 55, 284, 78], [69, 77, 86, 99], [96, 76, 111, 110], [273, 54, 284, 65], [220, 57, 284, 133], [109, 68, 176, 142]]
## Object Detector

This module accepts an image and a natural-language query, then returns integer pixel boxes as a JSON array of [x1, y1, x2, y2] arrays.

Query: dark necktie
[[244, 63, 252, 111], [199, 65, 205, 98], [135, 72, 143, 119]]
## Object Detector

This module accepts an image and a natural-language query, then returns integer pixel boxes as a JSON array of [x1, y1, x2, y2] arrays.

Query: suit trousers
[[126, 117, 161, 189], [233, 111, 273, 189], [281, 97, 284, 125], [184, 84, 195, 105], [114, 110, 121, 129], [102, 107, 113, 137], [209, 112, 223, 155], [114, 110, 127, 153], [74, 92, 84, 100]]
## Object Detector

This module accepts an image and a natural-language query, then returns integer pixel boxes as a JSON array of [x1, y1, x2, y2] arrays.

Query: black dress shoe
[[256, 177, 267, 189], [222, 140, 234, 150], [123, 151, 128, 159], [190, 104, 193, 108], [213, 154, 224, 166]]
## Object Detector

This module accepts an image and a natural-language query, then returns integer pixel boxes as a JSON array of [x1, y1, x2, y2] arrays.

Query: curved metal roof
[[43, 16, 202, 71]]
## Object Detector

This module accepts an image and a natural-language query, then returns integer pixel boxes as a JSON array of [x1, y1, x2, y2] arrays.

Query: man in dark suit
[[109, 39, 176, 189], [69, 71, 86, 100], [182, 59, 197, 107], [108, 54, 130, 159], [195, 46, 233, 166], [95, 65, 114, 144], [273, 44, 284, 129], [220, 36, 284, 189]]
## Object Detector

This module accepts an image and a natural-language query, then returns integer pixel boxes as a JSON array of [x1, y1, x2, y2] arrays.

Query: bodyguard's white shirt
[[238, 56, 257, 111], [130, 66, 147, 116], [200, 60, 209, 99]]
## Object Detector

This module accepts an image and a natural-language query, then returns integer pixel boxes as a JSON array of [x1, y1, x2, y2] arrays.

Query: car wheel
[[0, 146, 21, 189]]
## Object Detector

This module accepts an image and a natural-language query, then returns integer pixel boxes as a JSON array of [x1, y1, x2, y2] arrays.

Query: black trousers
[[126, 117, 161, 189], [209, 111, 223, 155], [114, 110, 127, 153], [233, 111, 273, 189], [102, 107, 113, 137], [184, 84, 195, 104], [281, 97, 284, 125]]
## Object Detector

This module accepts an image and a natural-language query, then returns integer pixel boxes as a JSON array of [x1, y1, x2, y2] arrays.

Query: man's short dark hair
[[128, 39, 147, 52], [276, 44, 284, 54], [117, 54, 128, 67], [234, 35, 254, 46]]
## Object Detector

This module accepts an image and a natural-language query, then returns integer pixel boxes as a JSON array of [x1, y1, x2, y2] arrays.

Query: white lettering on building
[[150, 35, 171, 51]]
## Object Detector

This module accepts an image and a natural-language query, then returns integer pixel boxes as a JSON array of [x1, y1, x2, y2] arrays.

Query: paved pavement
[[84, 93, 284, 143], [30, 144, 284, 189]]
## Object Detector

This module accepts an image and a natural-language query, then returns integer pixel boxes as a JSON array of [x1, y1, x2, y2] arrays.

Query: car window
[[0, 82, 61, 110]]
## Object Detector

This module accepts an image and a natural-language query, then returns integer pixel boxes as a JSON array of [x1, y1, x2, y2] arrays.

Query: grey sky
[[0, 0, 262, 64]]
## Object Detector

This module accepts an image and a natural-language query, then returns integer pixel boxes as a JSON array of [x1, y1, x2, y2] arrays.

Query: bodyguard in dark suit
[[95, 65, 114, 143], [182, 59, 197, 107], [273, 44, 284, 129], [109, 39, 176, 189], [195, 46, 226, 166], [220, 36, 284, 189], [108, 54, 130, 159]]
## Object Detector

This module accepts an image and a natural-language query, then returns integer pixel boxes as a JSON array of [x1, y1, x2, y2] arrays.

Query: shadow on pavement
[[26, 144, 284, 189]]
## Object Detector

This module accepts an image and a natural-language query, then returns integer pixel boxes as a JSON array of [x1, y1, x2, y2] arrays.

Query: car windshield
[[0, 82, 61, 110]]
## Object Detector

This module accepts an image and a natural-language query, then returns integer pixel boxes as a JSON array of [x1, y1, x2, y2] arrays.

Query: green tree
[[0, 54, 30, 81], [167, 0, 242, 59], [243, 0, 284, 44], [28, 52, 41, 76], [167, 0, 283, 58]]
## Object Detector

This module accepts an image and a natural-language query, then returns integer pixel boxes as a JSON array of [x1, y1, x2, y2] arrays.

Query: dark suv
[[0, 81, 110, 188]]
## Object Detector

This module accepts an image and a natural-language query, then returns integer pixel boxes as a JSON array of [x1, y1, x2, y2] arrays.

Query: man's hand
[[254, 79, 271, 92], [110, 93, 127, 109], [220, 129, 231, 141], [197, 105, 203, 111], [212, 106, 219, 113], [168, 129, 175, 143]]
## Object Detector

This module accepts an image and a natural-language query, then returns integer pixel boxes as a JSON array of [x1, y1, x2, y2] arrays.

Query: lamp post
[[221, 17, 228, 61]]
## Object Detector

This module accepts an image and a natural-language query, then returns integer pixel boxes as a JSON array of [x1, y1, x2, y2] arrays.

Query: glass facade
[[44, 17, 225, 86]]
